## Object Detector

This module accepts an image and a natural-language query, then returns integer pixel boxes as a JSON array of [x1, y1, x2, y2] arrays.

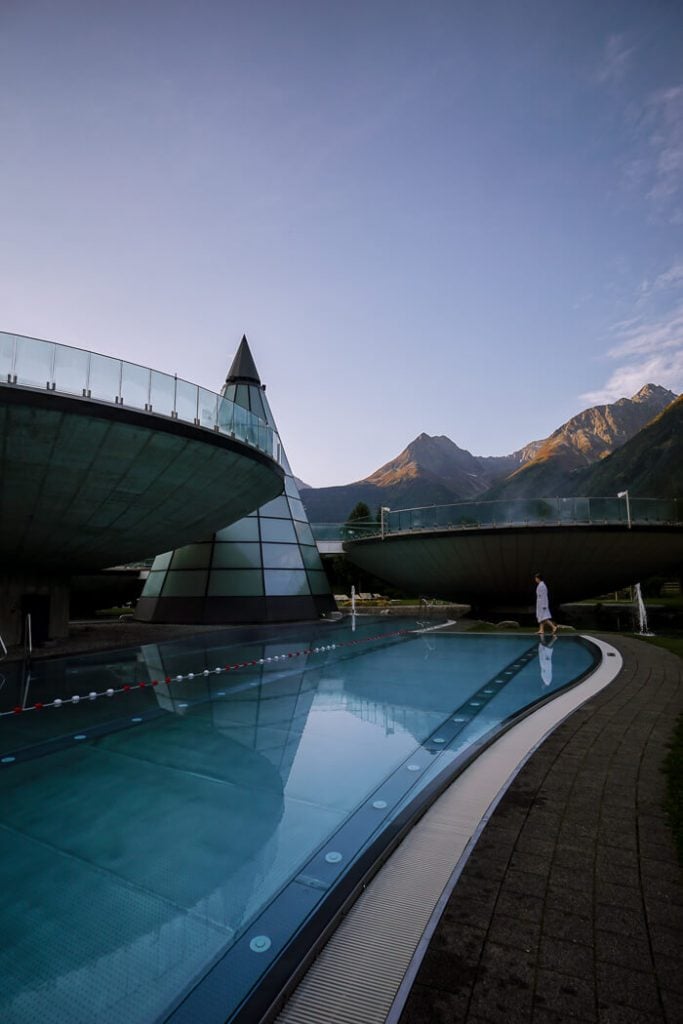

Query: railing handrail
[[310, 496, 682, 543], [0, 329, 281, 462]]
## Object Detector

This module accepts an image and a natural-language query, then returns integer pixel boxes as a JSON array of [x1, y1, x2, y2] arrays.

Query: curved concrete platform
[[345, 524, 683, 609], [0, 387, 284, 571]]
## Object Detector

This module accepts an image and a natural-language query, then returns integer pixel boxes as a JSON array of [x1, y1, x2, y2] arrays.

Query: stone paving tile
[[596, 963, 661, 1015], [538, 934, 594, 977], [397, 638, 683, 1024], [594, 928, 653, 972], [534, 968, 597, 1021], [400, 982, 471, 1024], [487, 912, 540, 953], [542, 908, 594, 946]]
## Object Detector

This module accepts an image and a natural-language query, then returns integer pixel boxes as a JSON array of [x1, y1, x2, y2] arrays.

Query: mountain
[[299, 384, 678, 522], [300, 433, 538, 521], [566, 395, 683, 499], [481, 384, 677, 500]]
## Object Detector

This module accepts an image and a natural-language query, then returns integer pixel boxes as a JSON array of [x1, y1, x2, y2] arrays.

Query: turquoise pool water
[[0, 618, 597, 1024]]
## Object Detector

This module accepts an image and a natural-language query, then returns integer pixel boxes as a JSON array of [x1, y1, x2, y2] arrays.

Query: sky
[[1, 0, 682, 487]]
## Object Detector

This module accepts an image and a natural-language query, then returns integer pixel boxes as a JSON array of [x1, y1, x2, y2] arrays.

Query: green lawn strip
[[633, 635, 683, 866]]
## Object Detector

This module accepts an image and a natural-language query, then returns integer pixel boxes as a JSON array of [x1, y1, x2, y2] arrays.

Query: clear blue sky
[[1, 0, 681, 486]]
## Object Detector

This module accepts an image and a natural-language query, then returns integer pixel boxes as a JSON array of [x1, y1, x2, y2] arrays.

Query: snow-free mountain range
[[298, 384, 682, 522]]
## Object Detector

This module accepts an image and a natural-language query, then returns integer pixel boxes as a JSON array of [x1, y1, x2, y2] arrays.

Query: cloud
[[625, 84, 683, 213], [595, 33, 635, 86], [581, 270, 683, 405]]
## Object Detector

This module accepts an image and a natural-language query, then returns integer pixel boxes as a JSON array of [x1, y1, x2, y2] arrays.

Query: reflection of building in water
[[136, 336, 335, 625], [140, 634, 319, 785], [538, 638, 556, 687]]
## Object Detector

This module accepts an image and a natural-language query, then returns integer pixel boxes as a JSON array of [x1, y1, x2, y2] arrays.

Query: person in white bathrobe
[[534, 572, 558, 636]]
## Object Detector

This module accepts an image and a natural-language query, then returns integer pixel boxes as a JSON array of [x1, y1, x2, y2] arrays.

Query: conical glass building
[[135, 337, 336, 623]]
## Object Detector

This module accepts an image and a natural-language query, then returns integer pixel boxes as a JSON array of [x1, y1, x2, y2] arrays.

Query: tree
[[346, 501, 372, 523]]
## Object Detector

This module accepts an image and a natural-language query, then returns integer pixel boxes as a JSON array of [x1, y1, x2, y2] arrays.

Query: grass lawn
[[635, 634, 683, 866]]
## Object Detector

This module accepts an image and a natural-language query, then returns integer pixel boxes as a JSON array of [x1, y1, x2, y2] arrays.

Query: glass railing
[[311, 497, 681, 543], [310, 522, 382, 542], [383, 497, 681, 533], [0, 330, 281, 461]]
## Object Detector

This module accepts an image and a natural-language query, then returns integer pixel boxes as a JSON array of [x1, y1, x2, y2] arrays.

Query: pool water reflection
[[0, 619, 597, 1024]]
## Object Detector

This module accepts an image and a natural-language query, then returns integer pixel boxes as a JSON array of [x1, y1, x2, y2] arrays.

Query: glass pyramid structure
[[135, 337, 335, 624]]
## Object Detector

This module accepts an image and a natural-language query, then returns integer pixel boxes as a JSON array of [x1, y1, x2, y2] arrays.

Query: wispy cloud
[[595, 33, 635, 86], [625, 84, 683, 216], [581, 263, 683, 405]]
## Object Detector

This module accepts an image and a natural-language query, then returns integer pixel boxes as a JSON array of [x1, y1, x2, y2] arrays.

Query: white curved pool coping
[[272, 634, 622, 1024]]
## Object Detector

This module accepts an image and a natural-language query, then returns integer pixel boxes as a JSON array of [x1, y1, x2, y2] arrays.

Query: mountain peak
[[631, 383, 677, 404]]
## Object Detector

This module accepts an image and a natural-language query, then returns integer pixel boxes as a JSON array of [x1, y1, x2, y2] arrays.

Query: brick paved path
[[399, 637, 683, 1024]]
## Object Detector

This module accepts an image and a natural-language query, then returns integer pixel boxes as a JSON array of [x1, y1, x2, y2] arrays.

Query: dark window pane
[[207, 570, 264, 596], [262, 543, 304, 569], [300, 545, 323, 570], [259, 495, 291, 518], [161, 570, 208, 597], [260, 518, 297, 543], [264, 570, 309, 596], [294, 520, 315, 546], [288, 497, 307, 521], [215, 519, 259, 542], [213, 542, 261, 569], [170, 544, 212, 570], [142, 571, 164, 597], [308, 571, 331, 595]]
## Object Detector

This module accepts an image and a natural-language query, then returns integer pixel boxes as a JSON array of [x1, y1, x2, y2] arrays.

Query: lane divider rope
[[0, 629, 414, 718]]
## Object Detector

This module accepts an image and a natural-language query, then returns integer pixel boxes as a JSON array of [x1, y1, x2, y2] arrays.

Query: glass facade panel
[[264, 570, 309, 596], [149, 371, 176, 417], [120, 362, 150, 411], [208, 570, 263, 596], [0, 332, 16, 378], [213, 542, 261, 569], [170, 544, 212, 570], [215, 519, 260, 542], [217, 394, 235, 433], [197, 388, 218, 429], [260, 495, 291, 518], [261, 544, 304, 570], [53, 344, 89, 396], [287, 497, 307, 521], [294, 520, 315, 546], [260, 518, 297, 543], [308, 571, 331, 594], [142, 571, 164, 597], [249, 387, 267, 421], [151, 551, 173, 571], [14, 335, 54, 388], [301, 545, 323, 570], [161, 570, 208, 597], [284, 476, 301, 498], [88, 352, 122, 402], [175, 378, 198, 423]]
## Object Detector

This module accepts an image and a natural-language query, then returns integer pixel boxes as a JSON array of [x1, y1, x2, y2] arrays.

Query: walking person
[[534, 571, 558, 637]]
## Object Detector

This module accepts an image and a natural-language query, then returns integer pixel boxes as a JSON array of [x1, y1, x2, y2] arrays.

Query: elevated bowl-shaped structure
[[343, 498, 683, 612], [0, 331, 285, 643]]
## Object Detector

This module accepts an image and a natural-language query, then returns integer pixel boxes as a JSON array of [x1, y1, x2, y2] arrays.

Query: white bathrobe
[[536, 580, 551, 623]]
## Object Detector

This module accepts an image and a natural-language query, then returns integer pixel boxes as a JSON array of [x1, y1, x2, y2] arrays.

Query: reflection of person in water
[[538, 636, 556, 687]]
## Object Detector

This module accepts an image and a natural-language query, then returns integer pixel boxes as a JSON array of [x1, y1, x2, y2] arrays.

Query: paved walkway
[[399, 636, 683, 1024]]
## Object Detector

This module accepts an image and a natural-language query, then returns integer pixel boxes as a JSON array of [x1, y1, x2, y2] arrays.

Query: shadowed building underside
[[0, 383, 284, 645], [344, 524, 683, 611]]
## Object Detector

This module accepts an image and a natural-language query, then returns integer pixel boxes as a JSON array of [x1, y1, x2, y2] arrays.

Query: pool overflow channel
[[0, 625, 600, 1024], [163, 635, 598, 1024]]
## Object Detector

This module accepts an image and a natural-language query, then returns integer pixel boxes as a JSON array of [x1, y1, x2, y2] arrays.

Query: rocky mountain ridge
[[299, 384, 678, 521]]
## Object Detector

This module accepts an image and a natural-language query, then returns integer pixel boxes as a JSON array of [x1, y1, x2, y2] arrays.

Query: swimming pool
[[0, 618, 598, 1024]]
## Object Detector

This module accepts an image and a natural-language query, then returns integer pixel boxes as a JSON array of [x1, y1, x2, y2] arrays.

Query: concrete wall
[[0, 572, 70, 647]]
